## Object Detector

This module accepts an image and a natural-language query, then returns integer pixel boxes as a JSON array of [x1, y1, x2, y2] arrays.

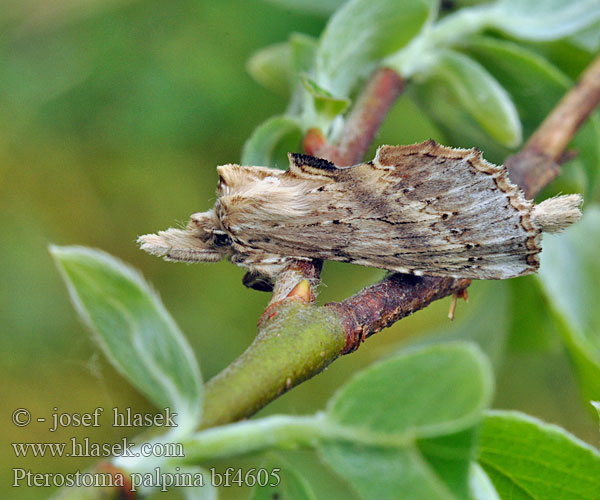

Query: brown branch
[[507, 54, 600, 198], [327, 275, 471, 353]]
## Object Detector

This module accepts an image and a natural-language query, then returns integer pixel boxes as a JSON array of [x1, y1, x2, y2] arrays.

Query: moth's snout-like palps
[[138, 210, 231, 263], [138, 141, 583, 281]]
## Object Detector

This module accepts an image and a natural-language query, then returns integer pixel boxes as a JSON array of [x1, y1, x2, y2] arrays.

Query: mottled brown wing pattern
[[218, 141, 540, 279], [139, 140, 582, 281]]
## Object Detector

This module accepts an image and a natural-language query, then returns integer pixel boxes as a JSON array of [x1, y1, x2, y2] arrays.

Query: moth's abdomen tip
[[532, 194, 583, 233]]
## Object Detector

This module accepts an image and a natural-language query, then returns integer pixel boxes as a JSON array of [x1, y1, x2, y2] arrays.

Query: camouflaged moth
[[138, 140, 582, 283]]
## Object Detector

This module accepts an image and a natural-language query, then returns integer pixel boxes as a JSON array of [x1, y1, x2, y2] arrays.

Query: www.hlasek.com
[[12, 437, 183, 459], [13, 468, 282, 491]]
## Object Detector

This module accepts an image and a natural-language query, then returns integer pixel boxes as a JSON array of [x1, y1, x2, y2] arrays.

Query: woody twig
[[507, 55, 600, 198]]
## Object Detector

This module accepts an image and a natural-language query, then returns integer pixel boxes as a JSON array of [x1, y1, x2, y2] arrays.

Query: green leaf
[[422, 49, 522, 148], [320, 441, 470, 500], [327, 342, 493, 437], [50, 246, 203, 431], [507, 277, 560, 353], [247, 34, 317, 100], [536, 207, 600, 401], [302, 75, 350, 121], [262, 0, 346, 17], [478, 410, 600, 499], [320, 342, 494, 500], [250, 462, 317, 500], [247, 41, 294, 97], [315, 0, 436, 97], [462, 36, 600, 196], [179, 344, 493, 499], [490, 0, 600, 41], [410, 79, 510, 166], [241, 115, 303, 169], [290, 33, 318, 75]]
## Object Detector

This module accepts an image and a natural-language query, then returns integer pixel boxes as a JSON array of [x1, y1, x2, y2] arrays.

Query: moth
[[138, 140, 582, 286]]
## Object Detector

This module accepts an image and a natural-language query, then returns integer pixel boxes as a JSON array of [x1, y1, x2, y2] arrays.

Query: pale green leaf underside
[[51, 246, 203, 430], [491, 0, 600, 41], [182, 468, 217, 500]]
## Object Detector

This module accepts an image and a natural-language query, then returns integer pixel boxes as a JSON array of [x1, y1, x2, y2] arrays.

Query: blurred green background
[[1, 1, 598, 498]]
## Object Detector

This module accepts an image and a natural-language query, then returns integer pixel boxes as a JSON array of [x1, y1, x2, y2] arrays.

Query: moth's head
[[138, 210, 232, 263]]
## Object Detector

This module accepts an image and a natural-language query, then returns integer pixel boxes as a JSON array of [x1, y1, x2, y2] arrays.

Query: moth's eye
[[213, 231, 232, 247]]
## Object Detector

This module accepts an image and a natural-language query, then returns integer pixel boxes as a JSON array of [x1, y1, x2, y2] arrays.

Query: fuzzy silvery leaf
[[51, 246, 203, 432], [490, 0, 600, 41], [315, 0, 436, 97]]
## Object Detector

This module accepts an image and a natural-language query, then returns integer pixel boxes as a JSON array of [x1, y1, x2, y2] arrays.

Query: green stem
[[182, 414, 326, 463], [183, 413, 415, 465], [199, 301, 346, 429]]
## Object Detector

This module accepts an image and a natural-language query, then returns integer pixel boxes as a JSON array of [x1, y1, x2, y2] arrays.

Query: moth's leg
[[242, 271, 274, 292], [448, 288, 469, 320]]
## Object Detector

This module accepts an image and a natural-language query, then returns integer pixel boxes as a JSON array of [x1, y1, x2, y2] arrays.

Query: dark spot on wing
[[290, 153, 337, 171]]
